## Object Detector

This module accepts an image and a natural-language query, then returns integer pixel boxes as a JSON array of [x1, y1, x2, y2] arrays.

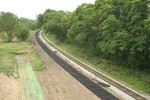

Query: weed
[[31, 58, 46, 71], [52, 84, 59, 93], [55, 88, 59, 93], [62, 89, 67, 93]]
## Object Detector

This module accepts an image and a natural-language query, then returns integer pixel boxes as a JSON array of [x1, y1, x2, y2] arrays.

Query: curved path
[[35, 30, 118, 100]]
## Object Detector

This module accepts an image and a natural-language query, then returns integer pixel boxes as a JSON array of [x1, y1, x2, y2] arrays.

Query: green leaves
[[16, 26, 30, 41], [0, 12, 33, 42], [41, 9, 66, 41], [0, 12, 18, 42], [100, 15, 122, 38], [19, 18, 38, 30], [38, 0, 150, 69]]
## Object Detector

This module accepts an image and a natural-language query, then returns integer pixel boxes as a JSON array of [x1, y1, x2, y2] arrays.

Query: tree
[[38, 0, 150, 69], [37, 14, 44, 28], [16, 25, 29, 41], [61, 12, 71, 37], [19, 17, 38, 30], [0, 12, 18, 42], [43, 10, 66, 41]]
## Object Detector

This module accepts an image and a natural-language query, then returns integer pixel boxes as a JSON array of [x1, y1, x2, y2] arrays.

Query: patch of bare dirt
[[21, 47, 34, 52], [32, 32, 100, 100], [0, 73, 21, 100]]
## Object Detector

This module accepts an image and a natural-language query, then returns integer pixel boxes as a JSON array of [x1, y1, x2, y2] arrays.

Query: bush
[[16, 26, 29, 41]]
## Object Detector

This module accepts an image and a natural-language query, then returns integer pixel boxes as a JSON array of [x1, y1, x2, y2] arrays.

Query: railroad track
[[36, 30, 147, 100], [35, 30, 118, 100]]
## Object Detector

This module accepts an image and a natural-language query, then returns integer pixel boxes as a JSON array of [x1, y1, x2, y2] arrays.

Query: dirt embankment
[[0, 73, 21, 100]]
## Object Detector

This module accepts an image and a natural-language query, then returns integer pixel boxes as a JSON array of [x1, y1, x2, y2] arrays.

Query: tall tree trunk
[[7, 32, 12, 42]]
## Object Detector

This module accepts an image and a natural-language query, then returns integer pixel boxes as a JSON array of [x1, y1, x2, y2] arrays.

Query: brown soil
[[0, 73, 21, 100], [32, 32, 100, 100]]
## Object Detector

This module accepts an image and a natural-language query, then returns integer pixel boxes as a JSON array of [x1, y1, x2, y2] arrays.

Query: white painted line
[[39, 31, 147, 100]]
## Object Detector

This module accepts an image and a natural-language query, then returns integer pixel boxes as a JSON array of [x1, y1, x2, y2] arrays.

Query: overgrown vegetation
[[31, 58, 46, 71], [0, 11, 45, 78], [0, 12, 18, 42], [0, 12, 38, 42], [37, 0, 150, 70], [0, 28, 45, 78], [0, 0, 149, 95], [37, 0, 150, 93], [19, 17, 39, 30], [0, 42, 31, 77], [0, 41, 46, 77], [16, 26, 30, 41], [44, 32, 150, 94]]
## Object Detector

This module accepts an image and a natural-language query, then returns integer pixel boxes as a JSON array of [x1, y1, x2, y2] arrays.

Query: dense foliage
[[16, 25, 30, 41], [0, 12, 37, 41], [38, 0, 150, 70], [19, 17, 38, 30], [0, 12, 18, 42]]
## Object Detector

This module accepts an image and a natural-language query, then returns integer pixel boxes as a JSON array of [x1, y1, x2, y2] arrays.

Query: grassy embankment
[[44, 32, 150, 94], [0, 31, 46, 78]]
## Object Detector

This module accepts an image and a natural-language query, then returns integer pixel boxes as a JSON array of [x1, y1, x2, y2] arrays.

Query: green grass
[[44, 32, 150, 94], [99, 65, 150, 93], [0, 42, 31, 77], [0, 31, 46, 77], [31, 58, 46, 71]]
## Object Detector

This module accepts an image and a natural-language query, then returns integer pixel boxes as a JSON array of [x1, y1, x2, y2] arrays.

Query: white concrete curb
[[39, 31, 147, 100]]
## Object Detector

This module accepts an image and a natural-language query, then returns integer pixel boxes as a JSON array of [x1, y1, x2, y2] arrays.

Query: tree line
[[38, 0, 150, 70], [0, 12, 38, 42]]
